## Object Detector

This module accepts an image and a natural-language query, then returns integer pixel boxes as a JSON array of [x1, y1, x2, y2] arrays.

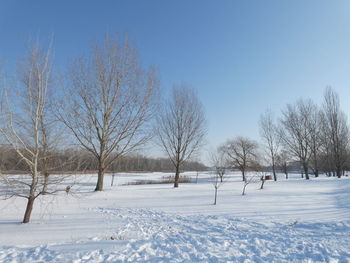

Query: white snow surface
[[1, 171, 350, 262]]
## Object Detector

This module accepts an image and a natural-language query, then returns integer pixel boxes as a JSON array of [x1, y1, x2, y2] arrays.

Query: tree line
[[0, 146, 206, 173], [214, 87, 349, 183]]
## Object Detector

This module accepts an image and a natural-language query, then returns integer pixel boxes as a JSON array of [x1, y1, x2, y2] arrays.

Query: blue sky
[[1, 0, 350, 158]]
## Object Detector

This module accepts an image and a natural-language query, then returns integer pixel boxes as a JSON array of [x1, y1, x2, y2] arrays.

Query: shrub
[[124, 175, 192, 185]]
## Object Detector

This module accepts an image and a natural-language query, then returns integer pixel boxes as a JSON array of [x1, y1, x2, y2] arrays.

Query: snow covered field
[[1, 172, 350, 262]]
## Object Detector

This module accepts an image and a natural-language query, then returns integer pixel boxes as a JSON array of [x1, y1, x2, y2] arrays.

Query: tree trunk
[[260, 177, 265, 189], [242, 184, 247, 195], [214, 186, 218, 205], [174, 163, 180, 188], [272, 162, 277, 181], [42, 172, 49, 195], [336, 167, 342, 178], [313, 154, 319, 177], [111, 173, 115, 186], [303, 163, 309, 180], [23, 196, 35, 223], [242, 169, 245, 182], [283, 164, 288, 179], [95, 164, 105, 191]]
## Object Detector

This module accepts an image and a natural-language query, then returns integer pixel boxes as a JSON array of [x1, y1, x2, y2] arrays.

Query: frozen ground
[[1, 172, 350, 262]]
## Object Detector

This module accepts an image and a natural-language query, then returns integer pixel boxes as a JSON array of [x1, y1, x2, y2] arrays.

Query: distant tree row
[[215, 87, 349, 182], [0, 146, 206, 173]]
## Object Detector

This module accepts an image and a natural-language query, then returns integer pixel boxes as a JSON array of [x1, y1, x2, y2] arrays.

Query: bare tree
[[211, 169, 223, 204], [37, 77, 67, 194], [241, 171, 260, 195], [58, 34, 159, 191], [276, 149, 291, 179], [250, 161, 267, 190], [240, 159, 264, 195], [307, 104, 323, 177], [259, 109, 280, 181], [210, 146, 226, 183], [209, 146, 226, 205], [223, 136, 258, 182], [321, 87, 349, 178], [280, 99, 314, 180], [156, 84, 206, 188], [0, 43, 65, 223]]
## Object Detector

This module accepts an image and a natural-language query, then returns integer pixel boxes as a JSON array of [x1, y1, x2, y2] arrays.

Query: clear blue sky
[[1, 0, 350, 158]]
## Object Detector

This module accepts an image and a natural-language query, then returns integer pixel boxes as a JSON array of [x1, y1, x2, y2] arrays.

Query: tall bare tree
[[322, 87, 349, 178], [259, 109, 280, 181], [280, 99, 315, 180], [58, 34, 159, 191], [307, 104, 323, 177], [224, 136, 258, 182], [156, 84, 206, 188], [0, 43, 64, 223]]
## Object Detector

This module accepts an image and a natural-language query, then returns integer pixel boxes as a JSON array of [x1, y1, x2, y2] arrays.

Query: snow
[[1, 172, 350, 262]]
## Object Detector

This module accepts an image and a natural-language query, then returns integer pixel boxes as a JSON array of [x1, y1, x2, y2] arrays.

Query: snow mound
[[1, 208, 350, 262]]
